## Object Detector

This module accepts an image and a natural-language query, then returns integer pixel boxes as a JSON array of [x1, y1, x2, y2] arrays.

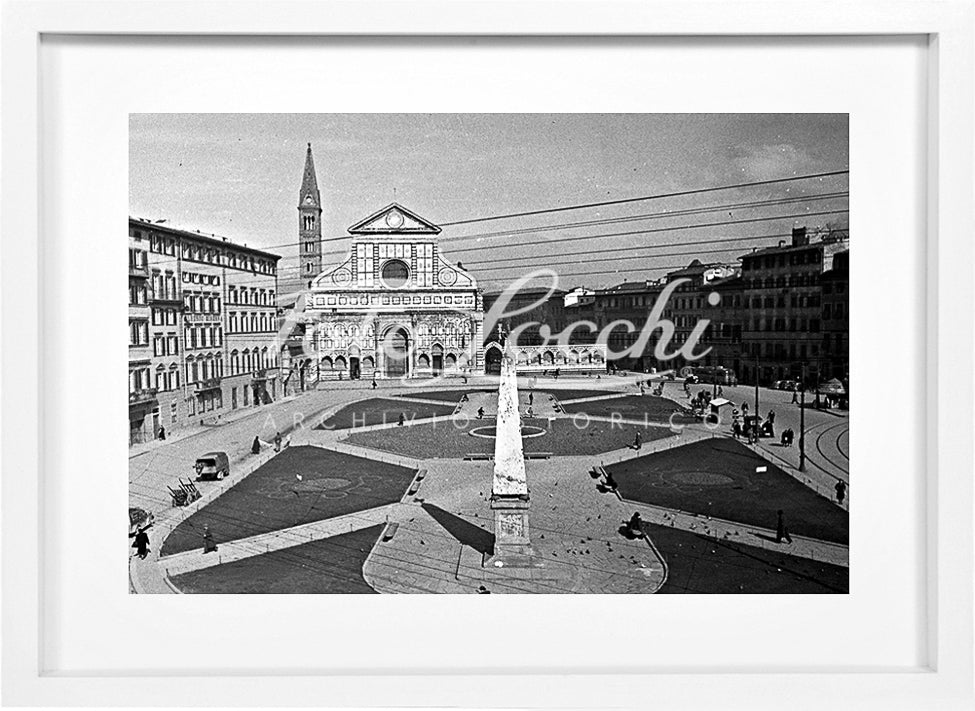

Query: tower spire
[[298, 143, 323, 287], [299, 142, 320, 208]]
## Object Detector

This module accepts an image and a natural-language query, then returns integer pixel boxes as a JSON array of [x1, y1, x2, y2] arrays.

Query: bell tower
[[298, 143, 322, 289]]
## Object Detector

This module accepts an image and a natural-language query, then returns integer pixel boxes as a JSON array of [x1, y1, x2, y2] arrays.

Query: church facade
[[303, 202, 485, 380]]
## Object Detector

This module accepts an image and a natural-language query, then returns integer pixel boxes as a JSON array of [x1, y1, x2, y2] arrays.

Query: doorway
[[384, 327, 410, 378], [485, 346, 503, 375]]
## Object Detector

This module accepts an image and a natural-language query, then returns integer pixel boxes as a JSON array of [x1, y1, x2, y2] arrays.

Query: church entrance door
[[485, 346, 503, 375], [384, 327, 410, 378], [349, 357, 361, 380], [432, 345, 444, 375]]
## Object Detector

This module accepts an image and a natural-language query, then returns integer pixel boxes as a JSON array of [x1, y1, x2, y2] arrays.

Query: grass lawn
[[171, 525, 382, 594], [161, 446, 416, 556], [647, 523, 848, 593], [561, 394, 696, 424], [610, 439, 848, 544], [316, 398, 457, 430], [397, 389, 491, 403], [539, 389, 627, 402], [345, 416, 676, 459]]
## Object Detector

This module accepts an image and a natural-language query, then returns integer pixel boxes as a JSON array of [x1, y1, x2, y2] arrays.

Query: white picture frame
[[2, 1, 973, 708]]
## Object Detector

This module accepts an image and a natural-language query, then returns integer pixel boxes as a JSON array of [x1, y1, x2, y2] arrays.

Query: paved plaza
[[130, 375, 849, 594]]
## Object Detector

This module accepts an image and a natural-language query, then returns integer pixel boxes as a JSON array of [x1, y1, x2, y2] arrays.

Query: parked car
[[194, 451, 230, 481]]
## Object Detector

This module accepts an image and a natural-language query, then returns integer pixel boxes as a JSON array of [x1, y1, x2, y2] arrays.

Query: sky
[[130, 114, 848, 293]]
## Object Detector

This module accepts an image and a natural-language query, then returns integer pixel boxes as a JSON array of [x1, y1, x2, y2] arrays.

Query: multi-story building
[[128, 218, 281, 445], [738, 226, 849, 385], [820, 249, 849, 383], [658, 261, 739, 375], [128, 229, 155, 445], [592, 280, 664, 371], [481, 287, 569, 348]]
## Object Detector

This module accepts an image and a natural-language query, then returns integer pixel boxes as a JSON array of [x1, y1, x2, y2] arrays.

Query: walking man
[[251, 435, 261, 454], [733, 420, 742, 440], [132, 527, 151, 559], [775, 510, 793, 544], [203, 524, 218, 554], [398, 412, 406, 427], [835, 480, 847, 505], [791, 389, 798, 404], [633, 430, 643, 450], [477, 406, 484, 419], [274, 432, 282, 452]]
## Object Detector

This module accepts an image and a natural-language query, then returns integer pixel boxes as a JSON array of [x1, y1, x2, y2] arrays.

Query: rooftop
[[129, 217, 282, 261]]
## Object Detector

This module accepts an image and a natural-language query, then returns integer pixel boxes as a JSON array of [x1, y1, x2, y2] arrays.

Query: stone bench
[[464, 453, 494, 461], [523, 452, 553, 460]]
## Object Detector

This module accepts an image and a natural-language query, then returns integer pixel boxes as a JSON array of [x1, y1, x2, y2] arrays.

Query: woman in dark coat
[[132, 528, 150, 559]]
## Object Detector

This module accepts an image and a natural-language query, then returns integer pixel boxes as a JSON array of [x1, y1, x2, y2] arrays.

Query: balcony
[[251, 369, 268, 383], [128, 388, 158, 406], [149, 293, 182, 306], [129, 263, 149, 278], [194, 377, 222, 392]]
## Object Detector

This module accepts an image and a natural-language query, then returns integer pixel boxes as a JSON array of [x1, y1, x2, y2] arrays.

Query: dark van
[[194, 451, 230, 481]]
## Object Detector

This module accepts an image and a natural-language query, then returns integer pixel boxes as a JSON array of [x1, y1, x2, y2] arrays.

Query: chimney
[[792, 227, 809, 247]]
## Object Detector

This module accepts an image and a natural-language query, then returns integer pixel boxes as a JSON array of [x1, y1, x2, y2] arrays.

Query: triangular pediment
[[347, 203, 441, 235]]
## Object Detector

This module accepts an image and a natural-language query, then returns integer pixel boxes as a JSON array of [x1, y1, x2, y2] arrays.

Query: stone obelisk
[[486, 344, 535, 567]]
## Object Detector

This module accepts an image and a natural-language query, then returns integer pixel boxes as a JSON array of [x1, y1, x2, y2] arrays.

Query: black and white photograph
[[128, 113, 849, 594]]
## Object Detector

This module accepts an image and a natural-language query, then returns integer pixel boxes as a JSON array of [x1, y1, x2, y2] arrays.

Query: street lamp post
[[799, 362, 806, 472], [754, 356, 760, 422]]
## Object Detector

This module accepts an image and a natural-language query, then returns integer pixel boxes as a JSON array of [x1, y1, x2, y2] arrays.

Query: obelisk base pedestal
[[484, 496, 541, 569]]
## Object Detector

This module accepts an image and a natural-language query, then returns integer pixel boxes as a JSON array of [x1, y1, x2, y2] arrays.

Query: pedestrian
[[398, 412, 406, 426], [775, 510, 793, 544], [627, 511, 644, 536], [274, 432, 282, 452], [733, 420, 742, 440], [203, 524, 218, 554], [132, 527, 150, 559], [791, 389, 798, 404], [640, 385, 646, 396], [476, 585, 491, 594], [528, 392, 534, 406], [633, 430, 643, 450], [742, 402, 749, 415], [251, 436, 261, 454], [835, 480, 847, 505], [157, 425, 166, 441], [717, 385, 723, 397], [371, 379, 377, 389]]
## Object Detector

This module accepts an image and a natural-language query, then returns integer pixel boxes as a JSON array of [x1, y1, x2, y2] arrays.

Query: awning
[[819, 378, 846, 395], [710, 397, 732, 408]]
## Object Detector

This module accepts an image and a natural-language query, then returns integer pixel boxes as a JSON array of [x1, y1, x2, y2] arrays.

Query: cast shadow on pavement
[[421, 503, 495, 556]]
